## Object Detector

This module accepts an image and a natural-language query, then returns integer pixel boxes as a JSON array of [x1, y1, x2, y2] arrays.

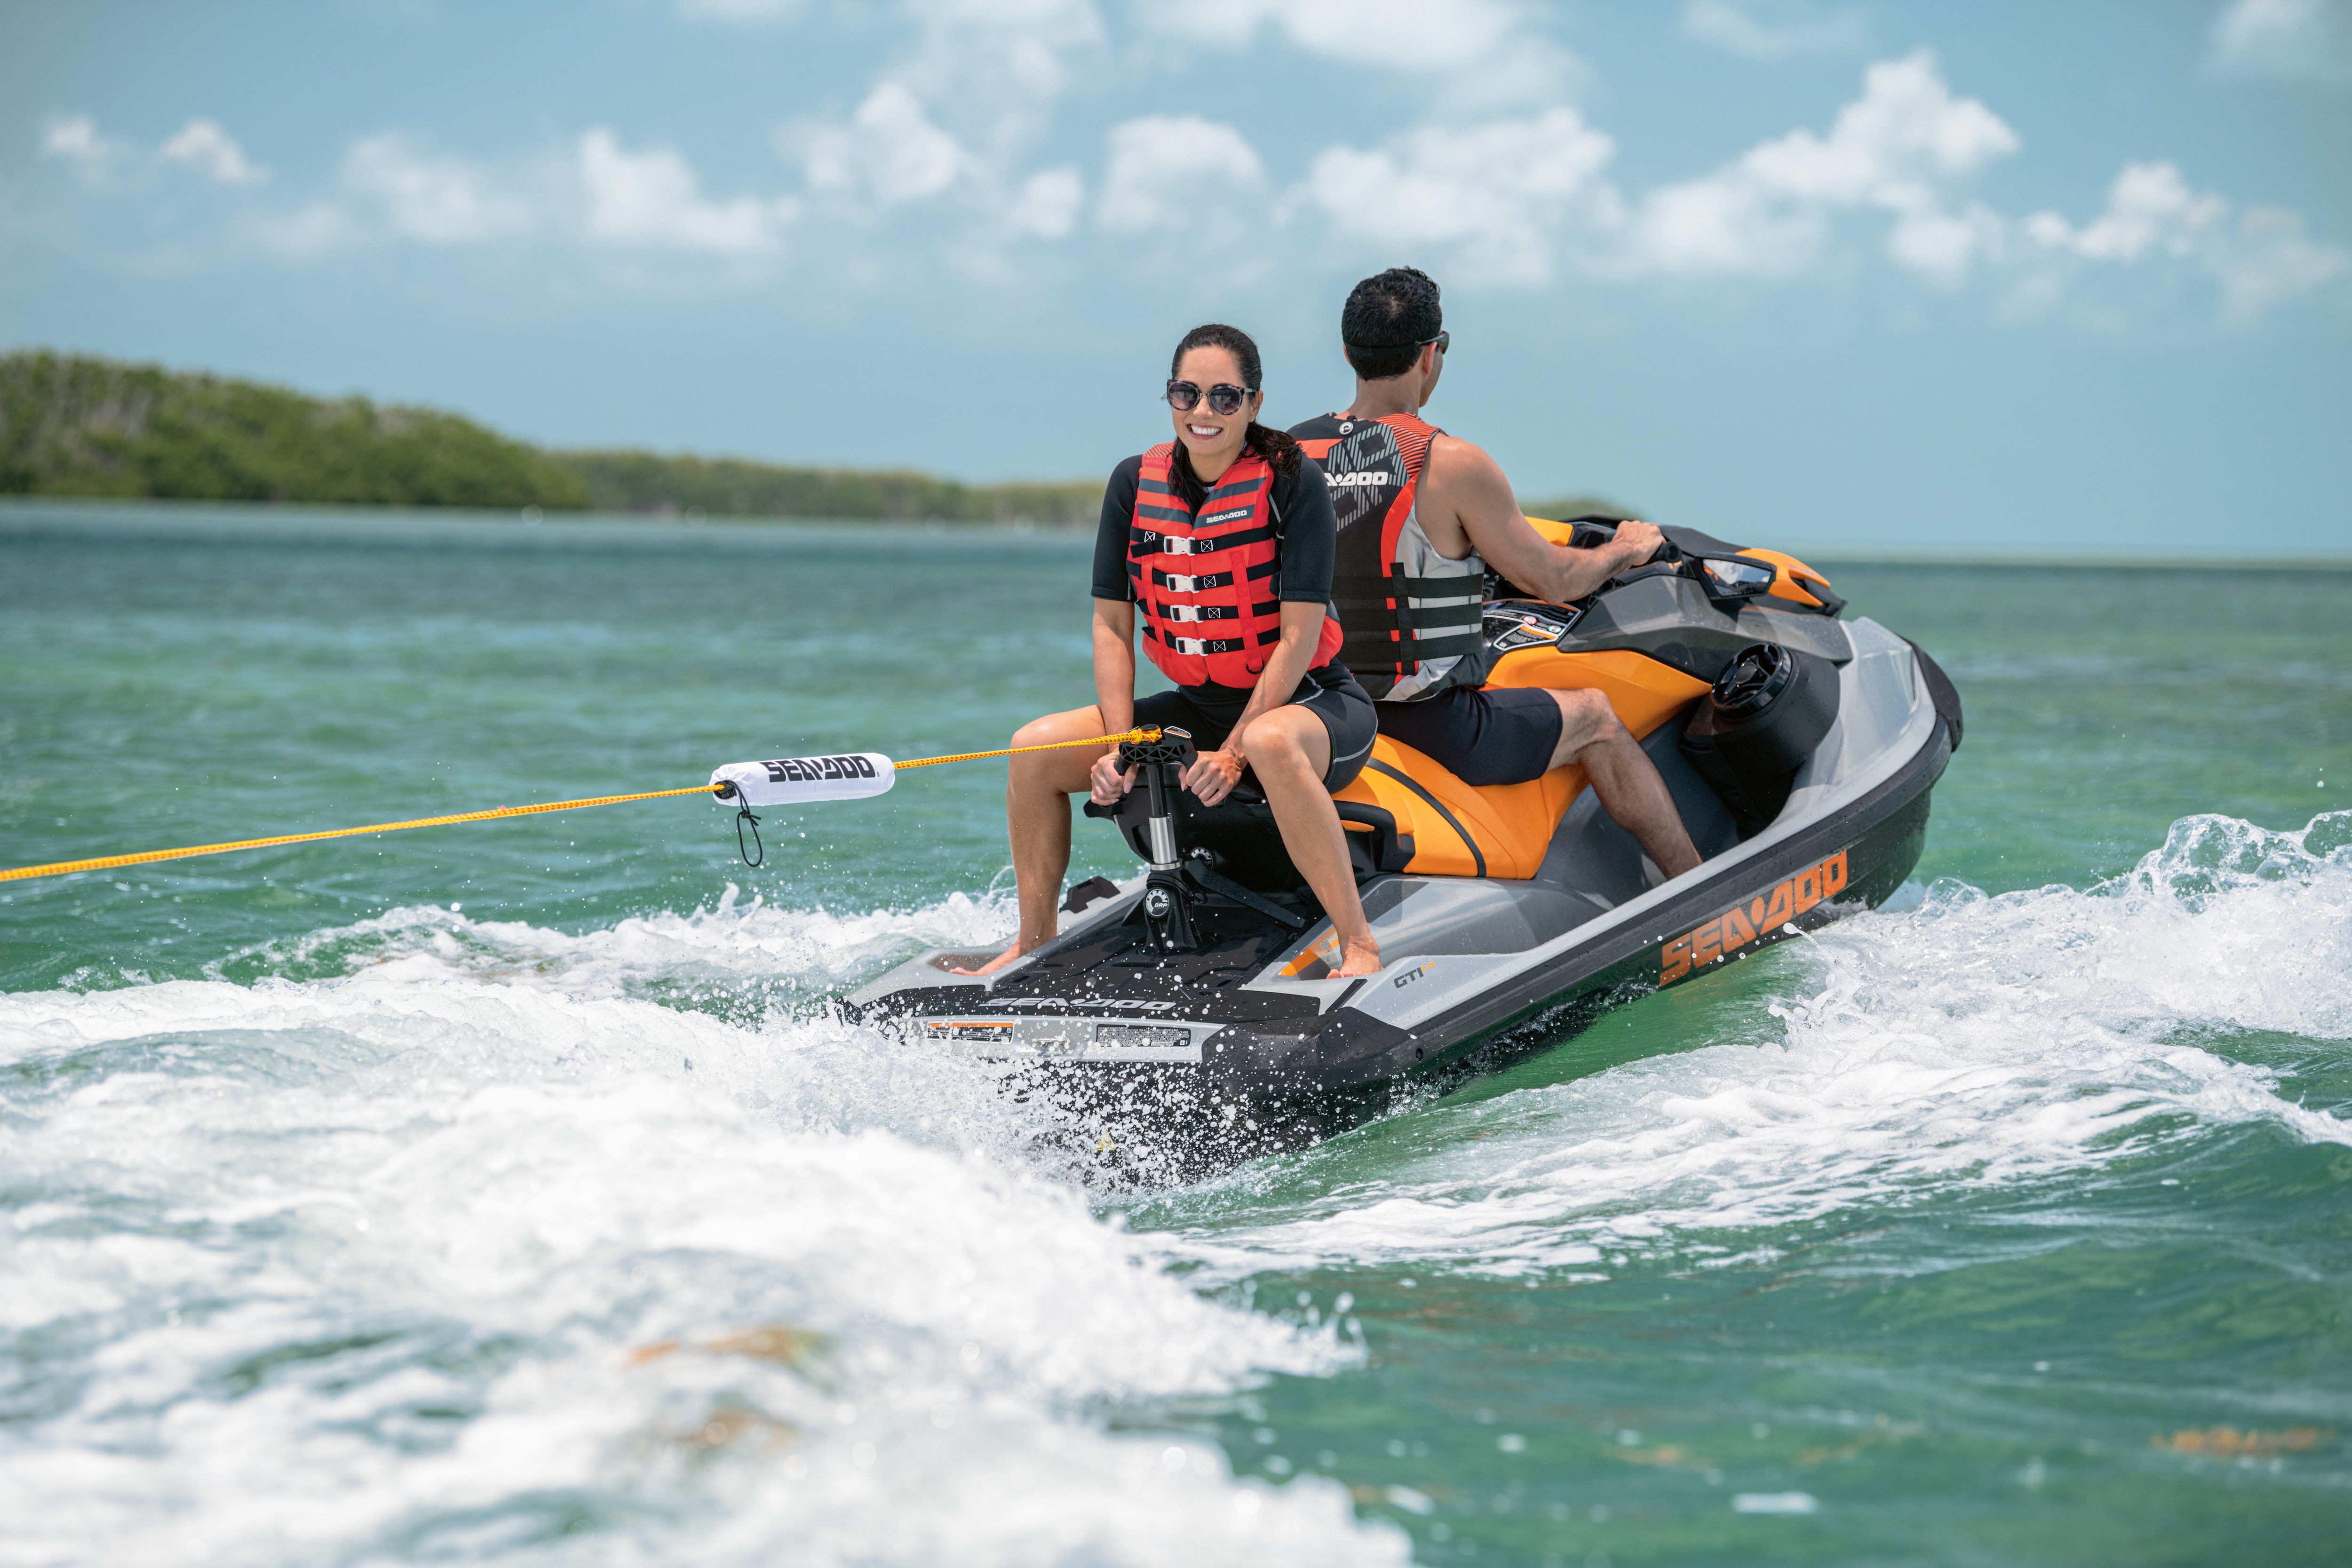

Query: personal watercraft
[[846, 520, 1962, 1173]]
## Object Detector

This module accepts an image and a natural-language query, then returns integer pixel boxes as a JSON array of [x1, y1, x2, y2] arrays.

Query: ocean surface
[[2, 503, 2347, 1566]]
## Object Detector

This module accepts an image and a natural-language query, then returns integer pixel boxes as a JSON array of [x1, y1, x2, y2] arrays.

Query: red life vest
[[1129, 442, 1343, 688], [1290, 412, 1490, 701]]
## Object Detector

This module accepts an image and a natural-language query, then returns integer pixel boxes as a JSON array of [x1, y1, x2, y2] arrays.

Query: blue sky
[[4, 0, 2347, 552]]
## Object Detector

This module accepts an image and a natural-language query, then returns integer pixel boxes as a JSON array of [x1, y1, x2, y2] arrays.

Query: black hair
[[1341, 266, 1442, 381], [1166, 321, 1301, 511]]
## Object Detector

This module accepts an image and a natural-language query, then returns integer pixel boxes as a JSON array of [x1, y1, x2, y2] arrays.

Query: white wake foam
[[1162, 811, 2352, 1279], [0, 903, 1405, 1566], [211, 882, 1018, 1005]]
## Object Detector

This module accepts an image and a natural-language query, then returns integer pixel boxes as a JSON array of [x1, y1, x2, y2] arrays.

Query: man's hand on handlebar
[[1613, 518, 1666, 567]]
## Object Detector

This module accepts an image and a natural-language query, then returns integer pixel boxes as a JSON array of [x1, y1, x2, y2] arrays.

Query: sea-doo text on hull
[[848, 522, 1962, 1172]]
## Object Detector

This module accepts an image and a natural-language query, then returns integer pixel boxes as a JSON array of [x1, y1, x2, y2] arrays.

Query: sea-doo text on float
[[848, 520, 1963, 1170]]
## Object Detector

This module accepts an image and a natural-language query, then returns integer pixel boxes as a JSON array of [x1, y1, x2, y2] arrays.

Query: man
[[1290, 266, 1701, 880]]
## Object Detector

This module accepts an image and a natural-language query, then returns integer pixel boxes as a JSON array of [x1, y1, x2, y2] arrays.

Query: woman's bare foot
[[950, 935, 1035, 977], [1333, 936, 1383, 977]]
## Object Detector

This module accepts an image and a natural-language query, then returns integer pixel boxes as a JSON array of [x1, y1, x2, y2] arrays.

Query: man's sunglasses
[[1165, 380, 1254, 416], [1422, 330, 1450, 354]]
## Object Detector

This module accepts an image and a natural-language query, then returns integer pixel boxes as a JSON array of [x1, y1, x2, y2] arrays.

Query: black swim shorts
[[1134, 661, 1377, 791], [1374, 685, 1564, 788]]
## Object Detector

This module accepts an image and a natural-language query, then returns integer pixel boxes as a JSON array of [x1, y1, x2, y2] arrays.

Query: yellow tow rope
[[0, 727, 1162, 885]]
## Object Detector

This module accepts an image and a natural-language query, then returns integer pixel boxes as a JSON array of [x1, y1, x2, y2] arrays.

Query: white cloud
[[802, 83, 969, 206], [1142, 0, 1579, 106], [2024, 160, 2350, 320], [41, 114, 116, 169], [2026, 162, 2225, 263], [580, 129, 791, 254], [674, 0, 803, 19], [1008, 166, 1084, 238], [2208, 0, 2352, 80], [1623, 51, 2018, 283], [1160, 0, 1521, 70], [1681, 0, 1865, 61], [1097, 115, 1265, 233], [894, 0, 1107, 107], [1302, 109, 1617, 285], [342, 134, 532, 244], [160, 119, 269, 185]]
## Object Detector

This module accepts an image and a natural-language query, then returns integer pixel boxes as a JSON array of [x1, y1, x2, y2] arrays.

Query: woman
[[966, 323, 1383, 978]]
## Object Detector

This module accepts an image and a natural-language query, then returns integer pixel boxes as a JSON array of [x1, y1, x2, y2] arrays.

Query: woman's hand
[[1089, 751, 1138, 805], [1182, 746, 1247, 806]]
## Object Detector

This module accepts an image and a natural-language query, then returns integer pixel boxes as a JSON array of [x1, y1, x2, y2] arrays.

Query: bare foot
[[1332, 938, 1383, 978], [950, 937, 1033, 977]]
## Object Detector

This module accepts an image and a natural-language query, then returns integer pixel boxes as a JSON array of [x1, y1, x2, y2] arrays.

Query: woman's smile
[[1168, 344, 1259, 482]]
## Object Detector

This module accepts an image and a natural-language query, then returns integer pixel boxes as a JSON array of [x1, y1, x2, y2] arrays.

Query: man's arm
[[1426, 436, 1661, 604]]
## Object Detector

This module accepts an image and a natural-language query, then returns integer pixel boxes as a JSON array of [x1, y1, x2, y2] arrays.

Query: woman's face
[[1168, 345, 1263, 473]]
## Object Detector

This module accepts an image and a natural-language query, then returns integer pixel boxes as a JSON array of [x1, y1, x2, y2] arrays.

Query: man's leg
[[1547, 688, 1703, 880], [1239, 706, 1382, 977], [961, 705, 1110, 975]]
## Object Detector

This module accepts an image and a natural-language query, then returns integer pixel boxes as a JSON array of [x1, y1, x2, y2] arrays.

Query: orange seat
[[1333, 648, 1707, 879]]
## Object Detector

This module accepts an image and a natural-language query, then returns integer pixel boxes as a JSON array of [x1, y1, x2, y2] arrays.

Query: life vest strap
[[1151, 567, 1235, 593], [1129, 524, 1276, 557], [1156, 600, 1278, 623], [1341, 629, 1484, 661], [1330, 571, 1487, 599]]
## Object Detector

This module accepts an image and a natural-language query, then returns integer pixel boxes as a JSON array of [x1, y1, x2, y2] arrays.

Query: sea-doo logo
[[1327, 471, 1391, 488], [969, 997, 1180, 1014], [1202, 507, 1253, 526], [1659, 850, 1849, 985], [762, 755, 877, 783]]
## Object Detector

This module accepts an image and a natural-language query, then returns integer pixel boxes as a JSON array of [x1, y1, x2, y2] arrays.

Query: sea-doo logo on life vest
[[1327, 471, 1391, 488], [762, 755, 878, 784], [1659, 850, 1848, 985], [1201, 507, 1253, 526]]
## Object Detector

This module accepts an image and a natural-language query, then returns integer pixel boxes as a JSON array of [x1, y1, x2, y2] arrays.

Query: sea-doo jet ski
[[847, 520, 1962, 1171]]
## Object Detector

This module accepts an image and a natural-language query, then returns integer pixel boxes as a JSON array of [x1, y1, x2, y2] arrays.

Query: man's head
[[1342, 267, 1443, 382]]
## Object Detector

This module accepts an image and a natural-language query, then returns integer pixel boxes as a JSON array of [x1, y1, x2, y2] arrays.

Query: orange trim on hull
[[1333, 650, 1707, 880]]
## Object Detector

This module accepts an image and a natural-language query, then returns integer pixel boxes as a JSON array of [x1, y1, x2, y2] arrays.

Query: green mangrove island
[[0, 349, 1623, 525]]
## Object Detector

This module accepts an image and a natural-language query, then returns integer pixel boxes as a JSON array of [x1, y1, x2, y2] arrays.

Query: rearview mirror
[[1698, 556, 1777, 598]]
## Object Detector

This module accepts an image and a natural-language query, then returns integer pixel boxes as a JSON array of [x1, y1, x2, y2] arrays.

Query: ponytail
[[1246, 421, 1302, 479], [1167, 422, 1298, 511]]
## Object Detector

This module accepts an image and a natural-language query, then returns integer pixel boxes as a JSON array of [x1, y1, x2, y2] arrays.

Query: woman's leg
[[1239, 705, 1382, 977], [1546, 688, 1701, 880], [961, 705, 1109, 975]]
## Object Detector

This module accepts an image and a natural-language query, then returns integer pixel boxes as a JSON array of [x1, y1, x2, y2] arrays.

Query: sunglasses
[[1422, 330, 1450, 354], [1165, 380, 1254, 416]]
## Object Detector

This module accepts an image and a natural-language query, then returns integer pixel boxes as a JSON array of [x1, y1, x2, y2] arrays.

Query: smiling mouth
[[1186, 423, 1222, 438]]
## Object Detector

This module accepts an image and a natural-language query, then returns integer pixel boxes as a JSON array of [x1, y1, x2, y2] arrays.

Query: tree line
[[0, 350, 1623, 526]]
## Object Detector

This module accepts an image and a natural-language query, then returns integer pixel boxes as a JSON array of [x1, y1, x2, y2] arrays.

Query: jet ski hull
[[846, 605, 1954, 1175]]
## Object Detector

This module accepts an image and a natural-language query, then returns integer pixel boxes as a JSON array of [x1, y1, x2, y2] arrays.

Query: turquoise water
[[3, 504, 2348, 1564]]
